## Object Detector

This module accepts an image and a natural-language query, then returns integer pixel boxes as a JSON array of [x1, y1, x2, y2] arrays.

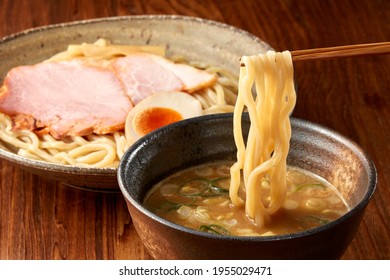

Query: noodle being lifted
[[144, 51, 348, 236], [229, 51, 296, 226]]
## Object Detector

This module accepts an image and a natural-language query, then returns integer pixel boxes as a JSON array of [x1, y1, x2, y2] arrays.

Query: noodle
[[0, 39, 238, 168], [229, 51, 296, 227]]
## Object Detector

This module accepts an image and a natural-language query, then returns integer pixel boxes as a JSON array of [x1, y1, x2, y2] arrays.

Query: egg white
[[125, 91, 203, 143]]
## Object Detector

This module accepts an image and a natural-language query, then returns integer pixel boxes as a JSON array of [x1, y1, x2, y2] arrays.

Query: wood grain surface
[[0, 0, 389, 260]]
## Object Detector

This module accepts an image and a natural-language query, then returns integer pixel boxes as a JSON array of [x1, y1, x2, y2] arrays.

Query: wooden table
[[0, 0, 388, 260]]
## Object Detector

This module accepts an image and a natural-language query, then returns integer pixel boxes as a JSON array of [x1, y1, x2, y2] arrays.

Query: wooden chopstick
[[291, 42, 390, 61], [240, 42, 390, 66]]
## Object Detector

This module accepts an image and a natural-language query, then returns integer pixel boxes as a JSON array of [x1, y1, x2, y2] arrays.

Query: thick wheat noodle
[[0, 39, 238, 167], [230, 51, 296, 227]]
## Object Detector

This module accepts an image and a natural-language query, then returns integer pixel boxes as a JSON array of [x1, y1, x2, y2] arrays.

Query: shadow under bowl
[[118, 113, 377, 259]]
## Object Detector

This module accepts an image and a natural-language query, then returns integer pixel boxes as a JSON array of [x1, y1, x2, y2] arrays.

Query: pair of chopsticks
[[291, 42, 390, 61], [240, 42, 390, 65]]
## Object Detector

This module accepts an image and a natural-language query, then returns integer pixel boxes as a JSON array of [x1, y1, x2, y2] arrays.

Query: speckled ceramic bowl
[[0, 15, 272, 191], [118, 113, 377, 259]]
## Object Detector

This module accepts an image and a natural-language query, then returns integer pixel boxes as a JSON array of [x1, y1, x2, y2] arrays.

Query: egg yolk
[[133, 107, 183, 135]]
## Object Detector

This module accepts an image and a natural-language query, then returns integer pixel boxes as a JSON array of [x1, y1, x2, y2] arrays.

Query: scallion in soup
[[143, 161, 349, 236]]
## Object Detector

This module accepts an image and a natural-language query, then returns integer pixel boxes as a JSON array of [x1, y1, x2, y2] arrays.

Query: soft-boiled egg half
[[125, 91, 203, 143]]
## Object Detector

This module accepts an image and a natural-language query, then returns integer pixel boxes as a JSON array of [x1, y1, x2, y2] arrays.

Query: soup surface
[[144, 161, 349, 236]]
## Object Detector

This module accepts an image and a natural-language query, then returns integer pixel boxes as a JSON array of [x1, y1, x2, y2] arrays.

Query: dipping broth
[[144, 161, 349, 236]]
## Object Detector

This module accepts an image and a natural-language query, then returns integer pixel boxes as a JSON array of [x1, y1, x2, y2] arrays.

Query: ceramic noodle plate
[[0, 15, 273, 191]]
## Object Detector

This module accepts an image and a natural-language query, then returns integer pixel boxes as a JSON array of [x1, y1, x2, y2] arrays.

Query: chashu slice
[[110, 53, 217, 105], [0, 60, 133, 139]]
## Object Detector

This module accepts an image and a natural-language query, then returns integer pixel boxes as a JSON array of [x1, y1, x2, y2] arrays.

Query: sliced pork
[[0, 52, 218, 139], [110, 53, 217, 105], [144, 53, 218, 92], [0, 60, 133, 139]]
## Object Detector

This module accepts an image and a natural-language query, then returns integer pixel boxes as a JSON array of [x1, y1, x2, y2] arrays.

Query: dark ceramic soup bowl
[[117, 113, 377, 260]]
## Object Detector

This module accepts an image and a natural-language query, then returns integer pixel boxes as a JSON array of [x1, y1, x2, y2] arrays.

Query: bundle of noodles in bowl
[[0, 38, 238, 168], [0, 16, 272, 191]]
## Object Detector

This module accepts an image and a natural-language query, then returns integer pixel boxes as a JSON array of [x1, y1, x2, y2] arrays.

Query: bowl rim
[[0, 14, 271, 177], [0, 14, 271, 49], [118, 113, 378, 242]]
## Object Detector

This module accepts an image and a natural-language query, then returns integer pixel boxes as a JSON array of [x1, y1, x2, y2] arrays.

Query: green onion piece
[[307, 215, 330, 225], [199, 224, 230, 235], [295, 183, 326, 192], [210, 177, 230, 193], [200, 192, 223, 197], [178, 178, 209, 196], [157, 201, 182, 211]]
